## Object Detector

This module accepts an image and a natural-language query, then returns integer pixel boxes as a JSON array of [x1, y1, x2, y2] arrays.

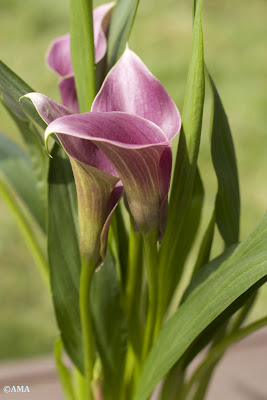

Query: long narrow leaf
[[193, 210, 215, 275], [134, 213, 267, 400], [0, 175, 48, 287], [158, 0, 205, 311], [2, 103, 48, 209], [48, 144, 83, 372], [0, 61, 46, 129], [107, 0, 140, 69], [184, 316, 267, 398], [70, 0, 95, 111], [158, 168, 204, 319], [0, 133, 45, 230], [91, 250, 127, 398], [208, 73, 240, 246]]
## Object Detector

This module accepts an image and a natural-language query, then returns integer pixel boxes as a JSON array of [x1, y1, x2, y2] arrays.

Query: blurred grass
[[0, 0, 266, 360]]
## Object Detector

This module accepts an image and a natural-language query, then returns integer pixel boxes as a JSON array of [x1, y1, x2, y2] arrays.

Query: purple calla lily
[[46, 2, 114, 112], [25, 47, 180, 261], [22, 92, 122, 265]]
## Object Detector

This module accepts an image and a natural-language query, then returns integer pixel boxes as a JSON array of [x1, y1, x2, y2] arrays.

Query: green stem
[[80, 255, 96, 400], [54, 338, 76, 400], [73, 366, 86, 400], [125, 220, 143, 359], [0, 178, 49, 289], [142, 230, 158, 360]]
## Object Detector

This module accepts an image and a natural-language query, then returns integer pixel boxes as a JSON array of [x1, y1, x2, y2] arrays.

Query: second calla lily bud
[[46, 2, 114, 112]]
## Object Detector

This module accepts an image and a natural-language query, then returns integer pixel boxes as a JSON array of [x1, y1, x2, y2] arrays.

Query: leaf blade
[[0, 132, 45, 230], [0, 60, 46, 129], [2, 102, 48, 211], [107, 0, 140, 69], [70, 0, 96, 112], [158, 0, 205, 314], [208, 73, 240, 246], [48, 144, 83, 372], [135, 214, 267, 400], [91, 250, 127, 397]]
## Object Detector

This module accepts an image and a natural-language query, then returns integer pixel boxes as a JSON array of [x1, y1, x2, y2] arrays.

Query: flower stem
[[142, 230, 158, 360], [80, 255, 96, 400], [125, 220, 143, 359]]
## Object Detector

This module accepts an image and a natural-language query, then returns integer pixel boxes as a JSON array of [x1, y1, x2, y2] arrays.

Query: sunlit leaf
[[0, 61, 46, 129], [70, 0, 95, 111], [158, 0, 205, 314], [48, 144, 82, 372], [107, 0, 140, 69], [208, 73, 240, 246]]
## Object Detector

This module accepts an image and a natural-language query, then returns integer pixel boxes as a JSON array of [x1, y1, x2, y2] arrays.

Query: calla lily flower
[[25, 47, 180, 262], [46, 2, 114, 112], [22, 92, 122, 266]]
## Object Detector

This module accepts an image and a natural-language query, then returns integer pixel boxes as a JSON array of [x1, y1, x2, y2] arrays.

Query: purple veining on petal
[[92, 48, 181, 140]]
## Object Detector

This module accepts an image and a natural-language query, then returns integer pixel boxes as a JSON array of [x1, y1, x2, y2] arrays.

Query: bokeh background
[[0, 0, 266, 361]]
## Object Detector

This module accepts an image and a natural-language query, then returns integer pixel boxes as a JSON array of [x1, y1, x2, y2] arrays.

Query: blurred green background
[[0, 0, 266, 361]]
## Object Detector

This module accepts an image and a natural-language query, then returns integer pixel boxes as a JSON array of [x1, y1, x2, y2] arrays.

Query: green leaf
[[157, 168, 204, 321], [0, 60, 46, 129], [70, 0, 95, 112], [107, 0, 140, 69], [184, 316, 267, 398], [158, 0, 205, 314], [2, 102, 48, 209], [134, 213, 267, 400], [48, 144, 83, 372], [208, 73, 240, 246], [193, 210, 215, 275], [181, 276, 266, 369], [0, 174, 49, 288], [0, 132, 45, 230], [91, 250, 127, 397]]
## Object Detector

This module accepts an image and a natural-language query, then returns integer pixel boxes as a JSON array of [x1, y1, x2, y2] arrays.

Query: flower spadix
[[44, 48, 181, 237], [46, 2, 114, 112]]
